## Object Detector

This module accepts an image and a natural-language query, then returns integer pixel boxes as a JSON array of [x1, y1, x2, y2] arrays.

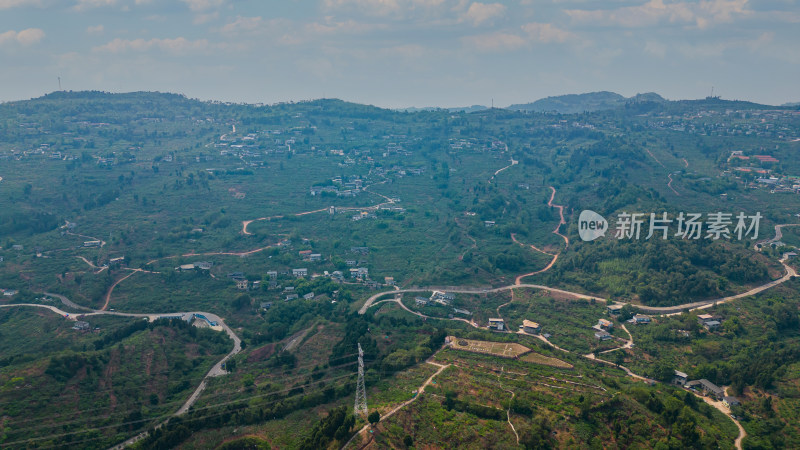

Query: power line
[[354, 343, 368, 418], [1, 358, 365, 434], [7, 359, 414, 449]]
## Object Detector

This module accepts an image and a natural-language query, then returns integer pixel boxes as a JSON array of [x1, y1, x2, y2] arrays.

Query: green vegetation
[[0, 91, 798, 448]]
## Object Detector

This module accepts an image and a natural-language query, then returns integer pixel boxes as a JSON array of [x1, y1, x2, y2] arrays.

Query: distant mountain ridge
[[398, 105, 488, 113], [508, 91, 667, 114]]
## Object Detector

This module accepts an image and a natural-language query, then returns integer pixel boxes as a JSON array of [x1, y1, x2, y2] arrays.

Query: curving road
[[359, 256, 796, 317], [1, 294, 242, 449]]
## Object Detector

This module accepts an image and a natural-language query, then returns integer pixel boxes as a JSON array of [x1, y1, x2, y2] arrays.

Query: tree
[[403, 435, 413, 448], [368, 410, 380, 425]]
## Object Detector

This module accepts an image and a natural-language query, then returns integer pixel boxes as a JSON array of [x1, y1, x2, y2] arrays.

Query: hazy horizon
[[2, 0, 799, 108]]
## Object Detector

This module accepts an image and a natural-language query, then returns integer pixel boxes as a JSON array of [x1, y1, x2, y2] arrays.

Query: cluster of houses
[[415, 291, 455, 306], [352, 211, 377, 221], [672, 371, 741, 408], [298, 250, 322, 262], [414, 291, 472, 317], [593, 318, 615, 340], [309, 176, 366, 198], [1, 288, 18, 297]]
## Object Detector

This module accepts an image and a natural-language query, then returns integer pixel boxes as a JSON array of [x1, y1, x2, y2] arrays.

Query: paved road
[[359, 258, 796, 317], [2, 295, 242, 450]]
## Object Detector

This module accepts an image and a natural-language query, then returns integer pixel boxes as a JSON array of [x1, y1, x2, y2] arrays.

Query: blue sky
[[0, 0, 798, 107]]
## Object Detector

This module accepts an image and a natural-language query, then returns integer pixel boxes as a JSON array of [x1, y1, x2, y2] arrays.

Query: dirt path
[[547, 186, 569, 248], [511, 233, 558, 285], [241, 182, 397, 235], [667, 173, 680, 196], [511, 186, 567, 284], [66, 231, 107, 248], [101, 270, 141, 311], [693, 389, 746, 450], [344, 358, 450, 449], [645, 148, 666, 169], [490, 157, 518, 181], [76, 256, 108, 274]]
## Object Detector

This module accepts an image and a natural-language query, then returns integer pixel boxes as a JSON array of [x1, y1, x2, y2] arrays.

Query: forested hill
[[507, 91, 665, 113]]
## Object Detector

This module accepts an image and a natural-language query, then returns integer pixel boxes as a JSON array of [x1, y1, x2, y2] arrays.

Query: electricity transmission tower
[[354, 343, 368, 417]]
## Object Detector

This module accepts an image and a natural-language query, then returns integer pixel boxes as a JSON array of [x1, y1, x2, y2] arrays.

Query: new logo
[[579, 210, 608, 242]]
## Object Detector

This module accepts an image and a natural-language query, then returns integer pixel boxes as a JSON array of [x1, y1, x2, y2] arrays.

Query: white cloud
[[219, 16, 263, 34], [0, 27, 45, 46], [323, 0, 461, 17], [521, 22, 574, 43], [86, 24, 104, 34], [0, 0, 43, 9], [180, 0, 225, 12], [193, 12, 219, 25], [463, 31, 526, 51], [73, 0, 116, 11], [93, 37, 213, 54], [323, 0, 401, 16], [462, 2, 505, 25], [565, 0, 751, 29]]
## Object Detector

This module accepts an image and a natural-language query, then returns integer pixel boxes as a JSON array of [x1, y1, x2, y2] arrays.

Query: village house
[[686, 379, 724, 400], [488, 318, 505, 331], [285, 293, 299, 301], [522, 320, 541, 335], [723, 396, 741, 408], [673, 370, 689, 386], [697, 314, 715, 325], [365, 280, 379, 290], [415, 297, 429, 307], [260, 302, 273, 310], [267, 270, 278, 279], [594, 330, 612, 340], [384, 276, 395, 286], [195, 261, 213, 270], [73, 321, 91, 331], [607, 303, 624, 315], [453, 308, 472, 316], [83, 240, 102, 248], [303, 292, 315, 300], [630, 314, 651, 324], [595, 318, 614, 331], [309, 253, 322, 262], [236, 279, 249, 290], [430, 291, 455, 306], [292, 268, 308, 278]]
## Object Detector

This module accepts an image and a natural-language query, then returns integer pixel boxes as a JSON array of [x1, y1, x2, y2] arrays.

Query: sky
[[0, 0, 798, 108]]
